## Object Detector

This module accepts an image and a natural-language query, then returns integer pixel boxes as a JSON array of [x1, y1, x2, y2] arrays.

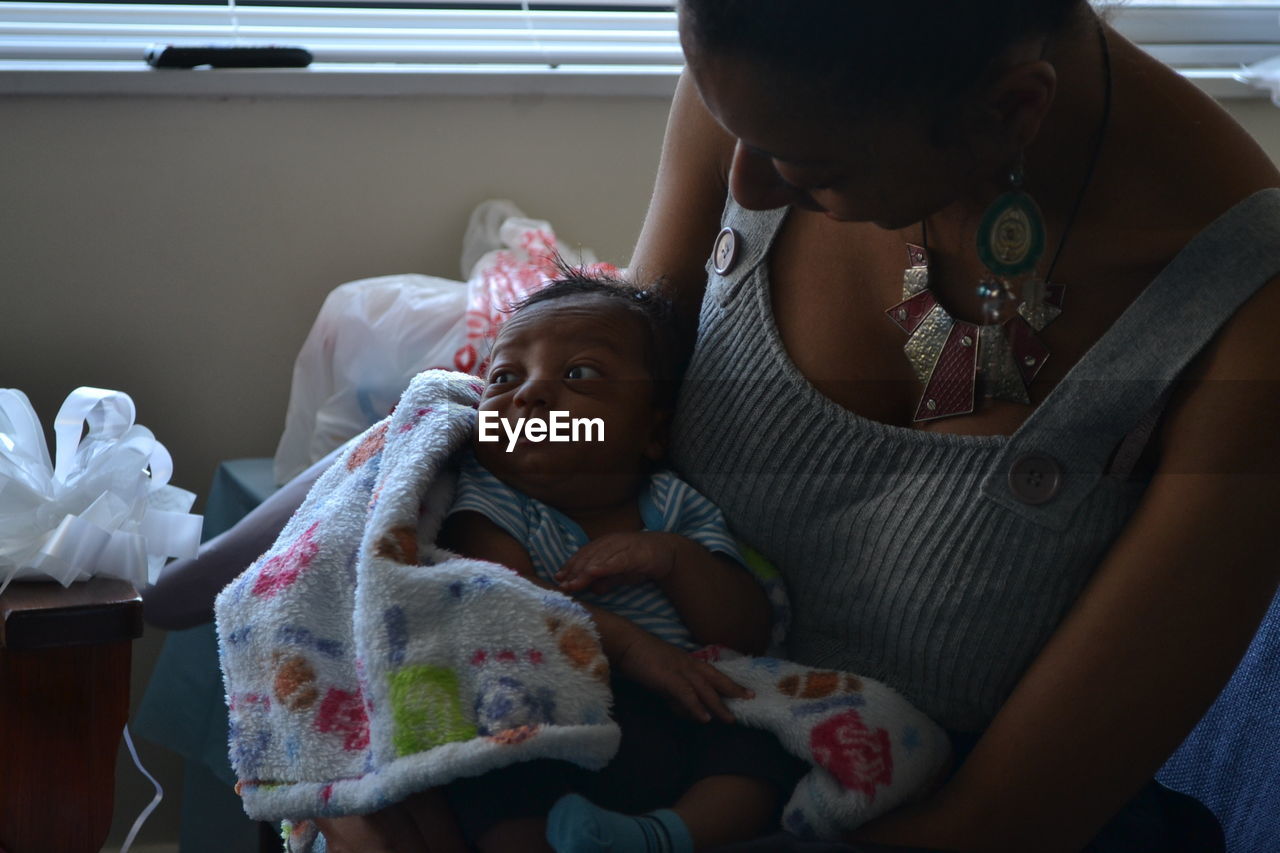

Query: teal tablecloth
[[133, 459, 279, 852]]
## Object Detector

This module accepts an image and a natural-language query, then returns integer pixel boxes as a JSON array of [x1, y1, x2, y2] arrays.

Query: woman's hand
[[555, 531, 682, 594], [615, 630, 753, 723]]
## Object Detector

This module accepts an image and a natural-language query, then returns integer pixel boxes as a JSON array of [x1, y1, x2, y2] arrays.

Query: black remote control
[[145, 45, 313, 69]]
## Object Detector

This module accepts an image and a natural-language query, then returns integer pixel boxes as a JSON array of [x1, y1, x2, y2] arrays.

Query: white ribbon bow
[[0, 387, 202, 593]]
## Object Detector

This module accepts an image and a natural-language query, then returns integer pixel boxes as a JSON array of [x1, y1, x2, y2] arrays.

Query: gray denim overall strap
[[981, 187, 1280, 530], [702, 203, 791, 316]]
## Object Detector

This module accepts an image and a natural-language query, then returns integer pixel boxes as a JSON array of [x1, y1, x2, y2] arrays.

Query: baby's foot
[[545, 793, 693, 853]]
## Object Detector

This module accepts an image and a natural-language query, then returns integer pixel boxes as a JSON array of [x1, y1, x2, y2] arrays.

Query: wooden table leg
[[0, 640, 132, 853], [0, 579, 141, 853]]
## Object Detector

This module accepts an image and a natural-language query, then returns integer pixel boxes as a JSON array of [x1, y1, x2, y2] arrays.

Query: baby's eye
[[565, 365, 602, 381], [489, 370, 518, 385]]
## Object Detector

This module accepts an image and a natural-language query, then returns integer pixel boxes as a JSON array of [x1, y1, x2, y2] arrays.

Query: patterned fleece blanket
[[214, 370, 951, 850]]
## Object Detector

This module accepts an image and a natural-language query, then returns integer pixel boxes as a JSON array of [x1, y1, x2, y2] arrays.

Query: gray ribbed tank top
[[670, 189, 1280, 732]]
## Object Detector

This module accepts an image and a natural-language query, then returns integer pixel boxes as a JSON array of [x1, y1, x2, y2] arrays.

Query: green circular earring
[[976, 162, 1045, 278]]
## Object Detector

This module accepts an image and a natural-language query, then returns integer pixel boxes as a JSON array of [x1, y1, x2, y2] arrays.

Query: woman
[[163, 1, 1279, 849], [628, 1, 1277, 850]]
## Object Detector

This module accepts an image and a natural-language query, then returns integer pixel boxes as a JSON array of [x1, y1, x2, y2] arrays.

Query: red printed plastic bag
[[455, 200, 619, 378]]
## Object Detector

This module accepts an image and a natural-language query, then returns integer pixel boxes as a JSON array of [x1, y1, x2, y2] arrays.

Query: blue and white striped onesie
[[448, 452, 745, 650]]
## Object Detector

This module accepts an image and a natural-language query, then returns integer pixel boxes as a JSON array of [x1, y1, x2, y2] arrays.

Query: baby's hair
[[504, 258, 690, 409]]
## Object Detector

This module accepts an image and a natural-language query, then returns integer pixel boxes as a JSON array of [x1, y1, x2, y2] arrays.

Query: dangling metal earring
[[975, 157, 1045, 324]]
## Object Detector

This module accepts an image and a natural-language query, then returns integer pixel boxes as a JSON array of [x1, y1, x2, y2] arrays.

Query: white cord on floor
[[117, 724, 164, 853]]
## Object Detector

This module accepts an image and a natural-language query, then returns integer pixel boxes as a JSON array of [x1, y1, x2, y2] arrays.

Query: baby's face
[[473, 294, 664, 511]]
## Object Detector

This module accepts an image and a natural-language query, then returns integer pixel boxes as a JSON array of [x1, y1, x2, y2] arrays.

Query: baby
[[434, 268, 806, 853]]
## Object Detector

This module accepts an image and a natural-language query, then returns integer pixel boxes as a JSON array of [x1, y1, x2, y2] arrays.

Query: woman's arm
[[629, 70, 735, 328], [855, 278, 1280, 852], [142, 447, 340, 629], [622, 74, 773, 650]]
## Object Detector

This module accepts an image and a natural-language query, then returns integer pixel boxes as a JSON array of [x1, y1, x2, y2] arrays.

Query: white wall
[[4, 89, 1280, 849], [2, 93, 673, 500]]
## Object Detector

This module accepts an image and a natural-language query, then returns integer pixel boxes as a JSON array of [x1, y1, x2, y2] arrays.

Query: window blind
[[1, 2, 1278, 76], [0, 1, 681, 65]]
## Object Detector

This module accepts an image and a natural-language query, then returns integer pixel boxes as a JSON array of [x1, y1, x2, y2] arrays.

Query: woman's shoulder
[[1097, 34, 1280, 434], [629, 72, 736, 323], [1146, 260, 1280, 478], [1099, 33, 1280, 256], [1060, 33, 1280, 384]]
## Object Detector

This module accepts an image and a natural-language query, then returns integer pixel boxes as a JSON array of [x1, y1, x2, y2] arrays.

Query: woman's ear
[[976, 58, 1058, 152]]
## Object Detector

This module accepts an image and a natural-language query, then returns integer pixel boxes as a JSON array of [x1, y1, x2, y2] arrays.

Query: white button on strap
[[1008, 453, 1062, 505], [712, 227, 738, 275]]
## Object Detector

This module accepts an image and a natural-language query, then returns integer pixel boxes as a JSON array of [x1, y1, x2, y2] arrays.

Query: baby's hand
[[617, 630, 753, 723], [555, 531, 682, 595]]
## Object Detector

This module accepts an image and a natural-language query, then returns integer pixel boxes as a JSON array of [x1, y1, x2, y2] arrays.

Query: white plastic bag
[[272, 274, 469, 484], [459, 198, 528, 281], [0, 387, 201, 592], [1236, 55, 1280, 104]]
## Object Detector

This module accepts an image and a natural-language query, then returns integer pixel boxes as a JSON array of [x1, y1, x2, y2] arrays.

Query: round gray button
[[712, 227, 738, 275], [1008, 453, 1062, 505]]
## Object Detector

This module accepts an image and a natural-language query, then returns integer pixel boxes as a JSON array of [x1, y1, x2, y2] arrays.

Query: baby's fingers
[[557, 550, 619, 590], [556, 570, 587, 592], [701, 662, 755, 702], [688, 674, 736, 724], [555, 554, 593, 590], [665, 678, 714, 723]]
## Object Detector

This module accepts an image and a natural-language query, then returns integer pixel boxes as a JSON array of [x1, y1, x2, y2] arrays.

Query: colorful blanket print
[[215, 370, 950, 851]]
